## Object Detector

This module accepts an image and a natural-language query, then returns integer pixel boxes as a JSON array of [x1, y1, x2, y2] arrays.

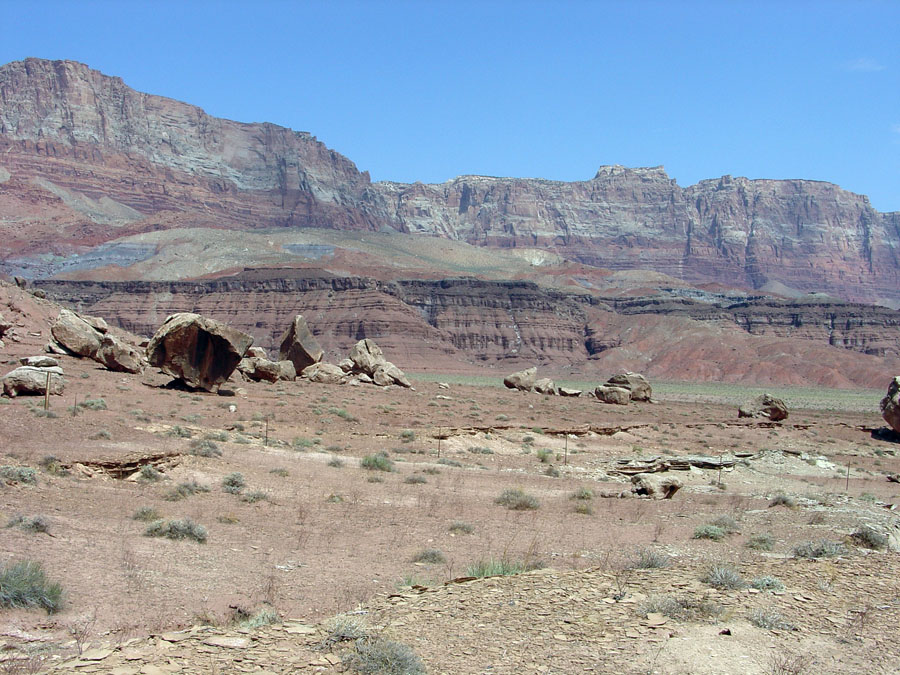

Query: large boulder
[[2, 366, 65, 397], [279, 315, 323, 373], [373, 362, 412, 388], [95, 335, 144, 374], [302, 362, 346, 384], [533, 377, 557, 395], [51, 309, 103, 357], [349, 339, 386, 374], [146, 313, 253, 392], [237, 357, 282, 383], [503, 366, 537, 392], [738, 394, 789, 421], [606, 372, 652, 402], [276, 360, 296, 381], [595, 385, 631, 405], [881, 376, 900, 433], [631, 473, 682, 499]]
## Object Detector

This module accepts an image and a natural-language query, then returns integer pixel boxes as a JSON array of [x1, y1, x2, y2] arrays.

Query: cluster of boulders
[[2, 355, 65, 397], [738, 394, 789, 421], [50, 309, 145, 374], [503, 367, 652, 404], [0, 311, 11, 350], [303, 338, 412, 388]]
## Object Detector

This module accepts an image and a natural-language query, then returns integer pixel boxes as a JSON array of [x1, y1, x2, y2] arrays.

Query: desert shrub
[[39, 455, 67, 476], [693, 524, 726, 541], [495, 488, 540, 510], [89, 429, 112, 440], [328, 407, 357, 422], [437, 458, 462, 467], [792, 540, 846, 559], [189, 439, 222, 457], [270, 468, 289, 477], [292, 436, 315, 450], [164, 481, 210, 502], [0, 466, 37, 485], [544, 466, 560, 478], [449, 521, 473, 534], [850, 525, 888, 550], [570, 487, 593, 501], [242, 490, 269, 503], [240, 606, 280, 629], [469, 445, 493, 455], [6, 515, 50, 534], [640, 594, 722, 622], [573, 502, 593, 515], [144, 518, 207, 543], [78, 398, 107, 411], [321, 613, 369, 648], [404, 474, 426, 484], [326, 494, 344, 503], [536, 449, 552, 463], [751, 575, 785, 591], [423, 467, 440, 475], [217, 514, 239, 524], [746, 533, 775, 551], [204, 430, 229, 442], [769, 651, 811, 675], [0, 560, 63, 614], [749, 606, 793, 630], [367, 476, 383, 483], [328, 457, 345, 468], [399, 430, 415, 443], [133, 506, 161, 522], [222, 472, 246, 494], [361, 452, 394, 472], [412, 549, 446, 564], [29, 405, 58, 418], [709, 515, 739, 533], [465, 558, 527, 578], [166, 425, 193, 438], [769, 494, 797, 508], [628, 548, 671, 570], [701, 564, 746, 590], [233, 434, 252, 445], [138, 465, 163, 482], [342, 636, 426, 675], [808, 512, 826, 525]]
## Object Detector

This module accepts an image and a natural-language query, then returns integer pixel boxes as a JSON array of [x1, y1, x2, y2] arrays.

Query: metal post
[[44, 372, 50, 411], [718, 453, 723, 488], [265, 416, 269, 447], [564, 435, 568, 466], [438, 427, 442, 458], [846, 461, 851, 493]]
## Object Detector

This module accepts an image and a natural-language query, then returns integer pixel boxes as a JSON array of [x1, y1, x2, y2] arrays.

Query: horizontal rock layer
[[1, 58, 899, 305]]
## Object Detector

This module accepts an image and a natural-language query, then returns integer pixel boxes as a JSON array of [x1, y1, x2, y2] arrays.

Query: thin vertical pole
[[265, 416, 269, 447], [44, 372, 50, 410], [564, 435, 568, 466], [438, 427, 442, 458], [846, 461, 851, 493], [718, 453, 723, 488]]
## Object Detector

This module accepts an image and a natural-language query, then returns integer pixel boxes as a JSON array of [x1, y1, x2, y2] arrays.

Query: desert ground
[[1, 290, 899, 675]]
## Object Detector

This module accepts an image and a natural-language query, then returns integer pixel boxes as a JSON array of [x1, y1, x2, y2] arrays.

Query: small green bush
[[748, 606, 793, 630], [399, 430, 415, 443], [404, 475, 427, 484], [189, 439, 222, 457], [628, 548, 671, 569], [850, 526, 888, 550], [750, 575, 784, 591], [39, 455, 67, 475], [536, 449, 552, 463], [573, 502, 593, 515], [0, 466, 37, 485], [133, 506, 161, 522], [293, 436, 315, 450], [469, 446, 493, 455], [0, 560, 63, 613], [321, 613, 369, 648], [164, 481, 210, 501], [793, 540, 847, 559], [769, 494, 797, 508], [361, 452, 394, 472], [465, 558, 541, 578], [78, 398, 107, 411], [412, 549, 446, 564], [144, 518, 207, 543], [328, 457, 345, 468], [640, 594, 721, 622], [701, 564, 746, 590], [7, 515, 50, 534], [449, 521, 473, 534], [166, 425, 193, 438], [495, 488, 540, 510], [437, 458, 462, 467], [342, 637, 426, 675], [89, 429, 112, 440], [709, 515, 739, 533], [570, 487, 593, 501], [746, 533, 775, 551], [270, 468, 289, 477], [138, 465, 163, 482], [222, 472, 246, 494], [204, 430, 229, 442], [242, 490, 269, 503], [693, 524, 726, 541]]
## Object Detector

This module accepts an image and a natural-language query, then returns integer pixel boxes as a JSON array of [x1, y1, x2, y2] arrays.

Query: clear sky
[[4, 0, 899, 211]]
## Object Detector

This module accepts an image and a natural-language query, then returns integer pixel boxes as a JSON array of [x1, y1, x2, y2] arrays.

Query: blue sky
[[4, 0, 899, 211]]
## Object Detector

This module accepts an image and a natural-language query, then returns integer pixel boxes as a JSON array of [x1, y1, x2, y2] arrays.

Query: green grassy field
[[408, 372, 883, 413]]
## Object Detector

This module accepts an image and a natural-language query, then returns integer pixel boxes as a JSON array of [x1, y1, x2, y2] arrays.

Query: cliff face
[[2, 58, 899, 306], [32, 274, 900, 388]]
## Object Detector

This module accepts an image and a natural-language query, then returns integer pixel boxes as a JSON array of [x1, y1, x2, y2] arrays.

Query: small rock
[[20, 355, 59, 368]]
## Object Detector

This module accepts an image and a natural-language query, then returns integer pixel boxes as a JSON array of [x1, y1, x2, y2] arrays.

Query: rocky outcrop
[[738, 394, 789, 421], [341, 339, 411, 388], [533, 378, 557, 395], [146, 313, 252, 392], [595, 385, 631, 405], [279, 315, 324, 373], [2, 365, 64, 397], [606, 373, 652, 402], [881, 377, 900, 433], [2, 59, 899, 306]]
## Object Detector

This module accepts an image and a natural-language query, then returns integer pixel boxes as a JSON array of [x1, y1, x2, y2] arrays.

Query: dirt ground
[[1, 312, 899, 673]]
